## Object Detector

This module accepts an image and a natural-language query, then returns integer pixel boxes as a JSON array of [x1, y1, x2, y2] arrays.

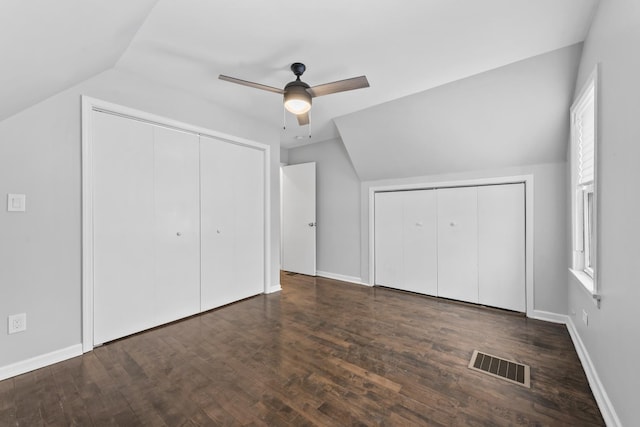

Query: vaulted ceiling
[[3, 0, 598, 155], [0, 0, 158, 122]]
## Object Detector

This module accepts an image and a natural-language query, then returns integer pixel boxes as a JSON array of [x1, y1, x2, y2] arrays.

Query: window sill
[[569, 268, 600, 307]]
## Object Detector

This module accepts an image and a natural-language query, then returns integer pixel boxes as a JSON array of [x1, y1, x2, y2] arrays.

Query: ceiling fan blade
[[297, 112, 310, 126], [218, 75, 284, 94], [307, 76, 369, 98]]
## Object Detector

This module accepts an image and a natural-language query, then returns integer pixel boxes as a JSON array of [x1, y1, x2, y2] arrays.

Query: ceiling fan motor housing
[[291, 62, 306, 77]]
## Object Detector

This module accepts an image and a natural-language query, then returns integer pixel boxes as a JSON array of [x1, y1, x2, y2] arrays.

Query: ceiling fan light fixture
[[220, 62, 369, 127], [284, 85, 312, 115]]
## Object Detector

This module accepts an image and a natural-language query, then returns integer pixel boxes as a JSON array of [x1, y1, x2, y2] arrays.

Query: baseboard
[[265, 283, 282, 294], [530, 310, 569, 324], [316, 271, 370, 286], [566, 317, 621, 427], [0, 344, 83, 381], [523, 310, 620, 426]]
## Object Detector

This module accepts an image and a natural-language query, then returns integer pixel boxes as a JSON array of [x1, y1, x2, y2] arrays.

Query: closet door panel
[[233, 145, 264, 299], [200, 137, 264, 310], [374, 192, 403, 287], [153, 127, 201, 324], [437, 187, 478, 303], [93, 112, 156, 345], [200, 136, 235, 310], [478, 184, 525, 312], [403, 190, 438, 295]]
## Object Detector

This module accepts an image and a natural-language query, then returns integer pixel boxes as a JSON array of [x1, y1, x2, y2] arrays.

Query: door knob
[[308, 222, 316, 227]]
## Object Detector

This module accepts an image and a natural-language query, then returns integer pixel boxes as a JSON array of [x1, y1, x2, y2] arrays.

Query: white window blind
[[575, 85, 595, 185]]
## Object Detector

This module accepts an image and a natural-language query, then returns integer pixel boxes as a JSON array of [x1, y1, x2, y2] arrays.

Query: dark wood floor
[[1, 272, 603, 426]]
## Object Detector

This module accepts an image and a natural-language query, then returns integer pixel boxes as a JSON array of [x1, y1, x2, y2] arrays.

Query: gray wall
[[287, 138, 361, 280], [335, 44, 582, 181], [0, 68, 281, 369], [567, 0, 640, 424], [359, 163, 568, 315]]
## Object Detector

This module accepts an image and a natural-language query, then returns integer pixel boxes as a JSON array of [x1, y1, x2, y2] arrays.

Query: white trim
[[263, 146, 272, 300], [81, 96, 272, 352], [316, 270, 370, 287], [0, 344, 82, 381], [566, 317, 622, 427], [479, 308, 622, 426], [368, 174, 535, 317], [265, 283, 282, 294], [529, 310, 569, 325], [81, 98, 94, 353], [569, 269, 601, 308]]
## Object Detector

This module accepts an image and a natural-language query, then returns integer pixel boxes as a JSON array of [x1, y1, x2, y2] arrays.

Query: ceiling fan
[[219, 62, 369, 126]]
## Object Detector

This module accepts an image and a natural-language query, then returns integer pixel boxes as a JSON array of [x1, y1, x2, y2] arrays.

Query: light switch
[[7, 194, 26, 212]]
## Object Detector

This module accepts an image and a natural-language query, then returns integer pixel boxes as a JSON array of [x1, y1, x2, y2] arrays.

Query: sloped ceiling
[[0, 0, 159, 122], [114, 0, 598, 147], [335, 44, 583, 181], [3, 0, 598, 153]]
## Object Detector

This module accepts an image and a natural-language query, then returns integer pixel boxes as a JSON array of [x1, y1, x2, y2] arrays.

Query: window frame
[[570, 67, 598, 297], [582, 183, 594, 278]]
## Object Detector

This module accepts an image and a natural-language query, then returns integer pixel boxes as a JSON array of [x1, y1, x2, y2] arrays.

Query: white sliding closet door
[[93, 113, 200, 344], [200, 136, 264, 311], [437, 187, 479, 304], [478, 184, 525, 312], [375, 191, 403, 288], [375, 190, 437, 295], [403, 190, 438, 295], [93, 112, 156, 344], [153, 127, 200, 324]]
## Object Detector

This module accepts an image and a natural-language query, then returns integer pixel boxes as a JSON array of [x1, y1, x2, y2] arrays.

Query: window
[[570, 68, 598, 293]]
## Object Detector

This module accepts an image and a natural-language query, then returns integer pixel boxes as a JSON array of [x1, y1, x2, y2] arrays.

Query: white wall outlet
[[582, 309, 588, 326], [8, 313, 27, 334]]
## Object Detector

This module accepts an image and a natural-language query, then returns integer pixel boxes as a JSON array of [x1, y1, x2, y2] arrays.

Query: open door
[[281, 162, 316, 276]]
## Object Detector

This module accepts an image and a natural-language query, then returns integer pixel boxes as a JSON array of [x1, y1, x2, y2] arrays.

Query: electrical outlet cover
[[7, 194, 26, 212], [8, 313, 27, 334]]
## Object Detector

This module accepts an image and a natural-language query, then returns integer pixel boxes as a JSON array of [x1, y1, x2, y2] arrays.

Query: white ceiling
[[0, 0, 158, 122], [116, 0, 599, 147], [3, 0, 598, 147]]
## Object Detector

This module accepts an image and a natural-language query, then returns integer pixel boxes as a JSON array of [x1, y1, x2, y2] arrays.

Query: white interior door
[[282, 163, 316, 276], [374, 191, 403, 287], [93, 112, 156, 345], [437, 187, 479, 303], [403, 190, 438, 296], [478, 183, 525, 312], [153, 127, 200, 324], [200, 136, 264, 310]]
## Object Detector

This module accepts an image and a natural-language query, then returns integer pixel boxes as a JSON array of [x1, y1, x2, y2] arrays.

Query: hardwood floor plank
[[1, 272, 604, 425]]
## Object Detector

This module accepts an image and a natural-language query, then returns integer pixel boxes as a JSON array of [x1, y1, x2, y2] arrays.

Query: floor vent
[[468, 350, 530, 388]]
